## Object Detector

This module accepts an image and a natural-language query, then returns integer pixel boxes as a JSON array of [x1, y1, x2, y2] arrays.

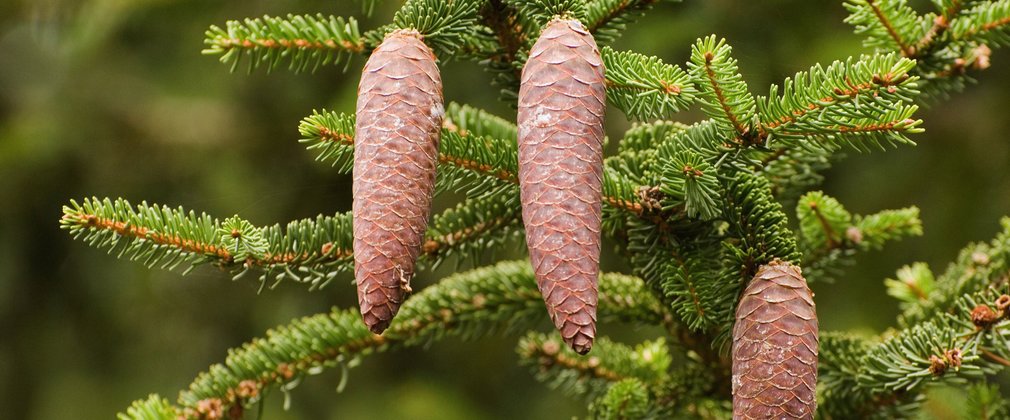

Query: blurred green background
[[1, 0, 1008, 418]]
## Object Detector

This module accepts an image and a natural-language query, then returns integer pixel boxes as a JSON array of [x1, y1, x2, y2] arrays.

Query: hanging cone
[[732, 260, 818, 419], [517, 18, 606, 355], [353, 29, 443, 334]]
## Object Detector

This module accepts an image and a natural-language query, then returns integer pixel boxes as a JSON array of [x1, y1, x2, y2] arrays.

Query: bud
[[996, 294, 1010, 312], [733, 260, 818, 419], [354, 29, 444, 333], [971, 304, 998, 329], [517, 19, 606, 355]]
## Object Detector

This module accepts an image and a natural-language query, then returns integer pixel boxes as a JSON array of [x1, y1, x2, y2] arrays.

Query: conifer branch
[[203, 14, 367, 73], [844, 0, 926, 56], [603, 47, 697, 120], [602, 165, 658, 219], [950, 1, 1010, 46], [797, 192, 922, 281], [517, 333, 672, 399], [664, 241, 727, 332], [723, 174, 801, 272], [654, 119, 763, 173], [617, 120, 688, 156], [798, 191, 849, 251], [758, 54, 924, 151], [658, 150, 722, 220], [911, 0, 965, 55], [870, 0, 916, 55], [390, 0, 482, 55], [897, 217, 1010, 326], [820, 289, 1010, 417], [166, 261, 664, 418], [688, 36, 759, 145], [67, 2, 1010, 417], [61, 198, 236, 267], [885, 262, 935, 308], [421, 191, 523, 267], [61, 196, 526, 289], [606, 121, 688, 187]]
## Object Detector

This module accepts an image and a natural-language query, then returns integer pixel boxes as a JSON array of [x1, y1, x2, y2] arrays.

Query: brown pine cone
[[353, 29, 443, 334], [732, 260, 818, 419], [517, 19, 606, 355]]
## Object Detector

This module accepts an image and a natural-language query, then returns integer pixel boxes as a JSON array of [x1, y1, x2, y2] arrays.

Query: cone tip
[[363, 315, 391, 335], [567, 335, 594, 355]]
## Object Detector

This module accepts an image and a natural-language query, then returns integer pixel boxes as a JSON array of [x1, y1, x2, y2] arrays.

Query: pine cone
[[732, 260, 818, 419], [353, 29, 443, 334], [517, 19, 606, 355]]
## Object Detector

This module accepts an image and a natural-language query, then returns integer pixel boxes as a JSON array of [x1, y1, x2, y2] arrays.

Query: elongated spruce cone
[[517, 19, 606, 355], [732, 260, 818, 419], [353, 29, 443, 334]]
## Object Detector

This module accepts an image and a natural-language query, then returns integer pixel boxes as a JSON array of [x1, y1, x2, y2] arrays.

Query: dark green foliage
[[722, 174, 801, 269], [658, 150, 721, 220]]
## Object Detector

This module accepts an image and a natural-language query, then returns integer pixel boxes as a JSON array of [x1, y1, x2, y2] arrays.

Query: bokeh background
[[1, 0, 1008, 418]]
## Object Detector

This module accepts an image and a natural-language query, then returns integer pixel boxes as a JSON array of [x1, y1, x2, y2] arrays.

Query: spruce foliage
[[55, 0, 1010, 417]]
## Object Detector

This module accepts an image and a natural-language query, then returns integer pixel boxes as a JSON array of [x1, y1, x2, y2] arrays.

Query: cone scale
[[732, 260, 819, 419], [517, 19, 606, 355], [353, 29, 443, 334]]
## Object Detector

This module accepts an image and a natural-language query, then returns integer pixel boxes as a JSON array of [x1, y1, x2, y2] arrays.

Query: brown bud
[[195, 399, 223, 420], [733, 260, 818, 419], [996, 295, 1010, 312], [236, 380, 259, 399], [276, 363, 294, 380], [928, 349, 963, 376], [929, 354, 947, 376], [320, 242, 334, 256], [971, 304, 998, 329], [636, 186, 663, 213], [518, 19, 606, 355], [973, 44, 992, 70], [845, 226, 863, 245], [946, 349, 963, 369], [353, 29, 443, 334], [972, 251, 990, 266]]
